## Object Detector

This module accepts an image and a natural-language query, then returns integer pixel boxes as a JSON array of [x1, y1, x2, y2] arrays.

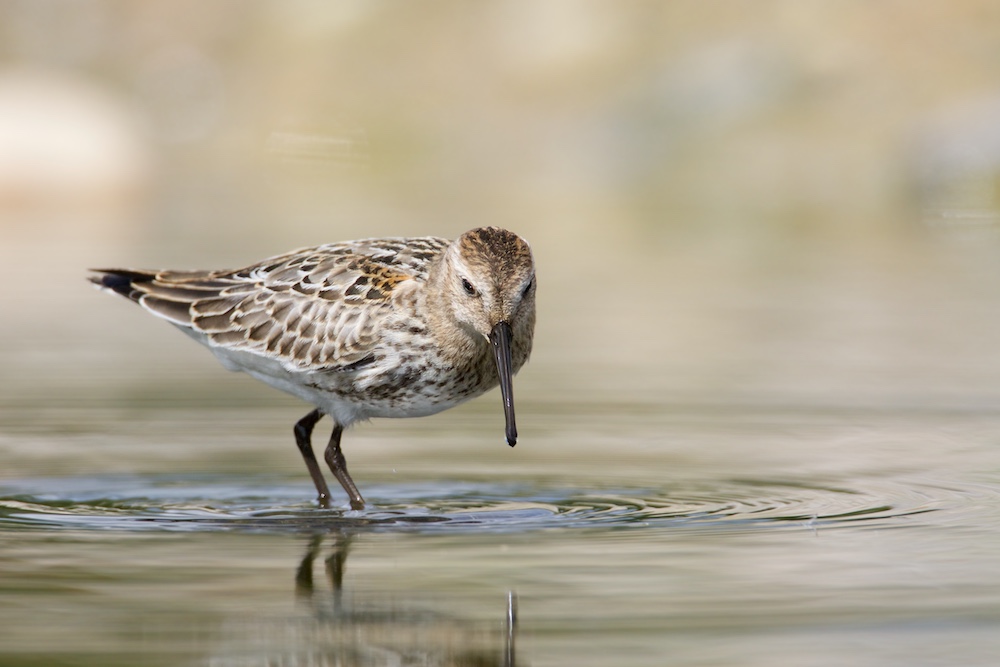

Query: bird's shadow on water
[[0, 474, 527, 665], [224, 531, 521, 667]]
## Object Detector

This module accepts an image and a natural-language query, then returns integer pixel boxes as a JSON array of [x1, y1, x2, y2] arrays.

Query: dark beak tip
[[491, 320, 519, 451]]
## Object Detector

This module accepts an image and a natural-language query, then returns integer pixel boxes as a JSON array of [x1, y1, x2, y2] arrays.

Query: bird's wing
[[91, 236, 449, 372]]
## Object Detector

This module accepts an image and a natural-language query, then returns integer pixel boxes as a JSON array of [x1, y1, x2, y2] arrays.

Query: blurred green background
[[3, 0, 1000, 415]]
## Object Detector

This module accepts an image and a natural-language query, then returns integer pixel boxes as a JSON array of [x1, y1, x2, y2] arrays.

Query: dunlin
[[89, 227, 536, 509]]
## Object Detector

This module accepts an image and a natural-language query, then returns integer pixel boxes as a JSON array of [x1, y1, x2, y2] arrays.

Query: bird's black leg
[[294, 409, 333, 508], [324, 423, 366, 510]]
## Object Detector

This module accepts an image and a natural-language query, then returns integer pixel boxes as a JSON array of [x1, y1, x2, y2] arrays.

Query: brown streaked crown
[[456, 227, 534, 288]]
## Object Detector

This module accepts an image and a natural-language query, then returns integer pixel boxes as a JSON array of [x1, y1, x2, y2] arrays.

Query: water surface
[[3, 400, 1000, 667]]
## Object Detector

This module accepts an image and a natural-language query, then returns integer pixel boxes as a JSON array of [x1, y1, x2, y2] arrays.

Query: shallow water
[[3, 400, 1000, 667]]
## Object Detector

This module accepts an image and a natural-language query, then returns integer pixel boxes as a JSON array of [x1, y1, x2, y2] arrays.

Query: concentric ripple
[[0, 474, 989, 534]]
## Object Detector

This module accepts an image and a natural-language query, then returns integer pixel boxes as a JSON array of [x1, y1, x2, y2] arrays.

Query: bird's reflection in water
[[233, 533, 517, 667]]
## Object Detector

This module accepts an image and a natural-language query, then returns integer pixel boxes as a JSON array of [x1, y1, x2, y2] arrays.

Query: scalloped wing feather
[[94, 236, 449, 372]]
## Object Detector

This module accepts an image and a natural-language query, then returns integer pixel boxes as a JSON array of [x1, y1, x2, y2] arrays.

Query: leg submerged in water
[[325, 424, 366, 510], [294, 411, 365, 510], [293, 409, 333, 508]]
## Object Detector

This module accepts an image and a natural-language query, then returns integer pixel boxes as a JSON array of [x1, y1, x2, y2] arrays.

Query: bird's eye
[[521, 277, 534, 298], [461, 278, 477, 296]]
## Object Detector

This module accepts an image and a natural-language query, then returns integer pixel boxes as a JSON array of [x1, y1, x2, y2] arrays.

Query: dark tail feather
[[88, 269, 157, 303]]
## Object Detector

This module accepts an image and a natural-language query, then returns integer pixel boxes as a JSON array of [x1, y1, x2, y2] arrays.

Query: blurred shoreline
[[2, 1, 1000, 416]]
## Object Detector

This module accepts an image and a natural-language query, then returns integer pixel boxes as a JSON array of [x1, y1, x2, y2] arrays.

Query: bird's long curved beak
[[489, 321, 518, 446]]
